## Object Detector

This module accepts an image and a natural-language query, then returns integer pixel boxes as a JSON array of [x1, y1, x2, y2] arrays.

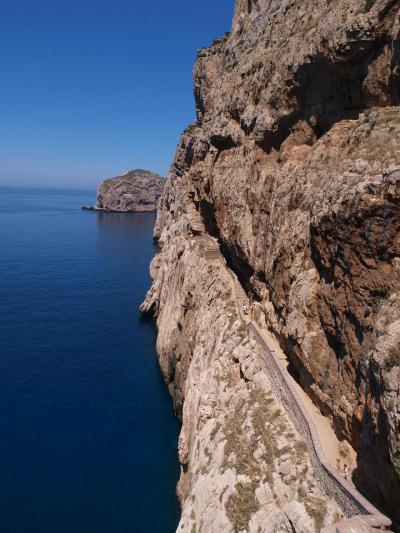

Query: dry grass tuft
[[225, 481, 259, 533], [304, 496, 327, 532], [385, 345, 400, 369], [298, 485, 327, 531]]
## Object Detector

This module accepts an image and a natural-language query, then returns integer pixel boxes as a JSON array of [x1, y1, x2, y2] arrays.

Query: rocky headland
[[83, 169, 164, 212], [141, 0, 400, 531]]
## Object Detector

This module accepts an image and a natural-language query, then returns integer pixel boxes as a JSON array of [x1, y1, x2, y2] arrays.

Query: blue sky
[[0, 0, 234, 189]]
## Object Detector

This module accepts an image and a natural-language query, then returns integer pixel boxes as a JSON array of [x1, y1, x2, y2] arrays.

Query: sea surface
[[0, 187, 180, 533]]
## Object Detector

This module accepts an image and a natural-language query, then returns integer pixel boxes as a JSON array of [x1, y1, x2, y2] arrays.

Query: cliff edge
[[142, 0, 400, 530]]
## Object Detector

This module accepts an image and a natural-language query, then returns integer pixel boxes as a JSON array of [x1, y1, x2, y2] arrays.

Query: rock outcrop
[[83, 169, 164, 212], [142, 0, 400, 530]]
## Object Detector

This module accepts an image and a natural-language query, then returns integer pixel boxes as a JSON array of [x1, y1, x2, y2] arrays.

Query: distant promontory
[[82, 169, 165, 212]]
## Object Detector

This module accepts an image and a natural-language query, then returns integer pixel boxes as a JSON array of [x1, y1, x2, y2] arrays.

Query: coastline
[[81, 205, 158, 213]]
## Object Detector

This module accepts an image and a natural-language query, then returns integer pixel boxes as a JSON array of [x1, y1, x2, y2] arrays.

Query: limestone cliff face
[[85, 169, 164, 212], [143, 0, 400, 529], [142, 233, 342, 532]]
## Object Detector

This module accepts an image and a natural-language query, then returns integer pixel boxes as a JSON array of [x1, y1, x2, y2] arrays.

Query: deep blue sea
[[0, 187, 180, 533]]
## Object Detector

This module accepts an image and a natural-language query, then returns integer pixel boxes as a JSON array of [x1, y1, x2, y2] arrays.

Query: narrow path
[[201, 234, 392, 529], [257, 323, 357, 478]]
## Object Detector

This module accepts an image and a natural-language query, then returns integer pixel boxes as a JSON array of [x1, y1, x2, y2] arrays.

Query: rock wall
[[143, 0, 400, 528]]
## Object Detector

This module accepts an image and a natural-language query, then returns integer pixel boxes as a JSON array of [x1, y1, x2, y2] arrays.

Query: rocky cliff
[[84, 169, 164, 212], [142, 0, 400, 530]]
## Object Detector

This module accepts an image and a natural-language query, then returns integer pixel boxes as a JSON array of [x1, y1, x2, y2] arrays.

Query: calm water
[[0, 187, 180, 533]]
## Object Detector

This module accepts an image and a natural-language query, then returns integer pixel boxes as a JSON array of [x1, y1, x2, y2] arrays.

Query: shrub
[[294, 440, 308, 460], [384, 346, 400, 369], [364, 0, 376, 11], [222, 389, 277, 480], [225, 482, 259, 532], [305, 497, 327, 532], [297, 484, 307, 500]]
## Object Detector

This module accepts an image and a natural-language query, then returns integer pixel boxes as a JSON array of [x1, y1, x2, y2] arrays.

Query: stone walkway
[[257, 323, 357, 479], [201, 235, 392, 529]]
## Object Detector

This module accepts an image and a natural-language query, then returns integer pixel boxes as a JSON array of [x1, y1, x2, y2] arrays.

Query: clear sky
[[0, 0, 235, 189]]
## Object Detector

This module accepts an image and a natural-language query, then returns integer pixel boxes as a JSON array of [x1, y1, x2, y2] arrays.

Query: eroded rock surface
[[142, 235, 342, 532], [143, 0, 400, 529], [84, 169, 164, 212]]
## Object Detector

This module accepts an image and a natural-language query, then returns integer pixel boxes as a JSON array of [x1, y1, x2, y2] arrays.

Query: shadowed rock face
[[147, 0, 400, 525], [89, 169, 165, 212]]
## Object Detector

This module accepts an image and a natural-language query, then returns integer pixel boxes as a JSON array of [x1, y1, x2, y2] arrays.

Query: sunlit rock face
[[88, 169, 164, 212], [143, 0, 400, 528]]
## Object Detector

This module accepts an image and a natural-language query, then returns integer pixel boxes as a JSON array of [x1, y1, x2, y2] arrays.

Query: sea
[[0, 187, 180, 533]]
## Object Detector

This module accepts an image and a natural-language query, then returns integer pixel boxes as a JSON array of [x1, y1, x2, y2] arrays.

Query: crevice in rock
[[197, 199, 220, 238], [220, 240, 256, 298], [390, 31, 400, 104], [239, 365, 250, 383], [210, 134, 237, 152], [195, 195, 258, 299], [255, 112, 303, 154]]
